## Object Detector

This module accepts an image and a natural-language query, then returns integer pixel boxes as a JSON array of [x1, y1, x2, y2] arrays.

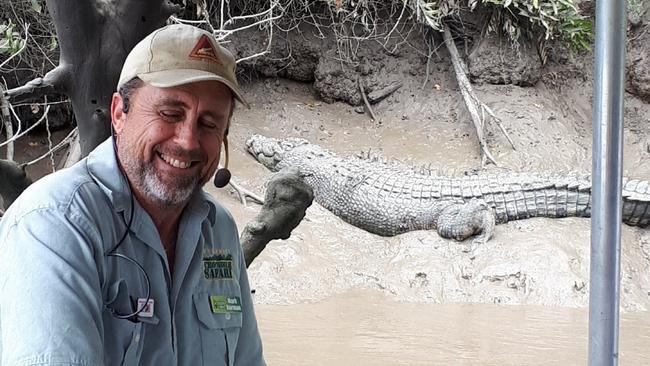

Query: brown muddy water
[[205, 79, 650, 365], [255, 290, 650, 366]]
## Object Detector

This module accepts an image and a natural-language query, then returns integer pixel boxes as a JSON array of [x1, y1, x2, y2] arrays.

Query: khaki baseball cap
[[118, 24, 248, 107]]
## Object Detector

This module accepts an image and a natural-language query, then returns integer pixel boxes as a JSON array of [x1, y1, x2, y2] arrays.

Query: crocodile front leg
[[436, 199, 496, 252]]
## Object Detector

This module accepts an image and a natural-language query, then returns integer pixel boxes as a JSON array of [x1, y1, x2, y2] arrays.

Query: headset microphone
[[213, 136, 231, 188]]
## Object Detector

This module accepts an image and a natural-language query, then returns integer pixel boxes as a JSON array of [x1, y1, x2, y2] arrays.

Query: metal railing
[[588, 0, 628, 364]]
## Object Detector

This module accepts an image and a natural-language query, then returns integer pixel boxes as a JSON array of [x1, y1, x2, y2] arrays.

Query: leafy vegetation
[[1, 0, 58, 84], [479, 0, 593, 50], [414, 0, 593, 51], [0, 20, 26, 56]]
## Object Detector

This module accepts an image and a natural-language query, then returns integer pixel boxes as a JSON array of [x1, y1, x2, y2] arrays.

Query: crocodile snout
[[246, 135, 284, 171]]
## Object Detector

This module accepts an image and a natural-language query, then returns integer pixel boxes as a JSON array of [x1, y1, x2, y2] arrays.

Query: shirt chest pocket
[[193, 291, 243, 366]]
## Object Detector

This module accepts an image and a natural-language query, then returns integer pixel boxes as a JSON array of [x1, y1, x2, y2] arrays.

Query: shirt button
[[134, 333, 141, 343]]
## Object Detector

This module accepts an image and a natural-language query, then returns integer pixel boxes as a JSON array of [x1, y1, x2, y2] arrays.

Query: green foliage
[[628, 0, 648, 25], [0, 20, 26, 56], [30, 0, 42, 13], [480, 0, 593, 51], [0, 0, 58, 85], [314, 0, 593, 55]]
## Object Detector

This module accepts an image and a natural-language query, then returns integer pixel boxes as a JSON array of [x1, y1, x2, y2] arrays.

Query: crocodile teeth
[[159, 152, 191, 169]]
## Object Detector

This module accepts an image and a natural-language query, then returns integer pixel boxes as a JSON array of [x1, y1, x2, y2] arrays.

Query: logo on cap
[[189, 34, 222, 64]]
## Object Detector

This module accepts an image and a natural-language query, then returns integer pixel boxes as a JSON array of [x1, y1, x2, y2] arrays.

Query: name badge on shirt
[[137, 298, 154, 318], [210, 295, 242, 314]]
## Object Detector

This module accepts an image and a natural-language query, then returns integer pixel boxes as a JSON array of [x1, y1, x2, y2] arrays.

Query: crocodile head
[[246, 134, 328, 172]]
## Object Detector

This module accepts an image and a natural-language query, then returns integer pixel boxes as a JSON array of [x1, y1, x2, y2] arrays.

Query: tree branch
[[0, 105, 51, 149], [229, 179, 264, 206], [442, 24, 499, 166], [358, 77, 378, 122], [3, 65, 70, 103], [0, 85, 13, 161], [368, 81, 403, 104], [22, 127, 77, 167]]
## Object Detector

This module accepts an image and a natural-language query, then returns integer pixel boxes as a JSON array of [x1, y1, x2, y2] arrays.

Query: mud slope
[[208, 61, 650, 310]]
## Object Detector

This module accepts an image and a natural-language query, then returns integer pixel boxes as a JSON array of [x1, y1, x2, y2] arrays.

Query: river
[[256, 290, 650, 365]]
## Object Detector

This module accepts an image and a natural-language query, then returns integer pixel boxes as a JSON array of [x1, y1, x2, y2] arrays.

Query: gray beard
[[119, 146, 199, 207], [141, 162, 198, 206]]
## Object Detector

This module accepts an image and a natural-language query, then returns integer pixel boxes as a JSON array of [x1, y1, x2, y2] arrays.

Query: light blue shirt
[[0, 138, 265, 366]]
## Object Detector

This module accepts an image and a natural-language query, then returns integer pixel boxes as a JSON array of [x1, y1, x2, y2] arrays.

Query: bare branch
[[60, 132, 81, 169], [44, 96, 55, 172], [442, 24, 498, 166], [0, 87, 13, 161], [476, 97, 516, 150], [221, 2, 278, 29], [229, 179, 264, 206], [384, 0, 408, 40], [0, 105, 51, 148], [358, 77, 378, 122], [23, 127, 77, 167], [4, 65, 69, 103], [367, 81, 403, 103]]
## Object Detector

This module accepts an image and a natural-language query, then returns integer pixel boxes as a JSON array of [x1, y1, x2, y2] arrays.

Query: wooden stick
[[443, 24, 498, 166], [23, 128, 78, 167], [0, 86, 13, 161], [357, 77, 378, 122], [229, 178, 264, 206], [367, 81, 403, 103]]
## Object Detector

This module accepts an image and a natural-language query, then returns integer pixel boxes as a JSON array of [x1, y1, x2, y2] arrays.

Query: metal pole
[[588, 0, 627, 363]]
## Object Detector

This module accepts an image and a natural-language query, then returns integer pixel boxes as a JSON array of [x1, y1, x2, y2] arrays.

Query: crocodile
[[245, 134, 650, 244]]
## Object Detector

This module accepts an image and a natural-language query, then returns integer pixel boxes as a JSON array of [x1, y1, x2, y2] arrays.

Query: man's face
[[111, 80, 232, 207]]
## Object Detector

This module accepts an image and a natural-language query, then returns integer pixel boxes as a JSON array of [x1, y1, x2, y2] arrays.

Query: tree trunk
[[6, 0, 181, 156]]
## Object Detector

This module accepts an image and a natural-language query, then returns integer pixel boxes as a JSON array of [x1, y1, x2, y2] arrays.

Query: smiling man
[[0, 25, 265, 365]]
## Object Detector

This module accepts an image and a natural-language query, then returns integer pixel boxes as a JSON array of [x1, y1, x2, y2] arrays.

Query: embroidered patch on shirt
[[209, 295, 242, 314], [203, 249, 233, 280]]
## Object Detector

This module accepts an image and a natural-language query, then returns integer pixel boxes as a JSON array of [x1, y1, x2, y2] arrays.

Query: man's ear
[[110, 92, 126, 135]]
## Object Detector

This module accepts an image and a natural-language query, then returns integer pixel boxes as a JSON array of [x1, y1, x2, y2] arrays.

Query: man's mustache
[[156, 144, 206, 162]]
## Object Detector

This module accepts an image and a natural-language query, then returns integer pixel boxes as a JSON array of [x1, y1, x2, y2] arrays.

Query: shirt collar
[[86, 137, 131, 213]]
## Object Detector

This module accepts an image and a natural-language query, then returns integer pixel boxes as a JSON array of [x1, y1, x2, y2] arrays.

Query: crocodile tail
[[484, 180, 592, 224], [482, 176, 650, 226], [622, 179, 650, 227]]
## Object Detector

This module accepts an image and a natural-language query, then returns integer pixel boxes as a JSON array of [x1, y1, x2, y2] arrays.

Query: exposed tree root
[[357, 77, 378, 122], [442, 24, 516, 166], [368, 81, 403, 103], [229, 179, 264, 206]]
